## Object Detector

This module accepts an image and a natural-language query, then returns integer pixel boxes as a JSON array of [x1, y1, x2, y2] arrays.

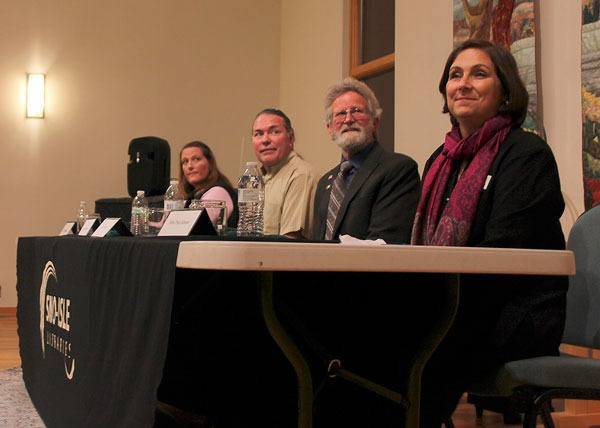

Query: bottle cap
[[137, 190, 145, 197], [245, 161, 258, 167]]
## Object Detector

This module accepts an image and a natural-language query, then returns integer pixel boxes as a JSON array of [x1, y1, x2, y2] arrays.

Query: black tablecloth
[[17, 236, 180, 428], [16, 235, 451, 427]]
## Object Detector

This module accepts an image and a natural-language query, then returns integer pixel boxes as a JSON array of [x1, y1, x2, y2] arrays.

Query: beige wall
[[395, 1, 454, 170], [395, 0, 585, 233], [279, 0, 346, 175], [0, 0, 282, 307], [538, 2, 583, 229], [1, 0, 587, 306]]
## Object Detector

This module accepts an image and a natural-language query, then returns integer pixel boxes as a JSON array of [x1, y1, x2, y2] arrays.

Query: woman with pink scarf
[[412, 39, 567, 426]]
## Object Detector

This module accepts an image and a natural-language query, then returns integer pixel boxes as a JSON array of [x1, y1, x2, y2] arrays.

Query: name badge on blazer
[[483, 175, 492, 190]]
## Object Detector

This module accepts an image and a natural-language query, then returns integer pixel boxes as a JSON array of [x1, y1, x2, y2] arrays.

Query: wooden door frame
[[349, 0, 394, 79]]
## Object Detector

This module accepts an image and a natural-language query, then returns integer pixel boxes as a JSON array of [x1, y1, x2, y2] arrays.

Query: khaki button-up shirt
[[262, 151, 317, 238]]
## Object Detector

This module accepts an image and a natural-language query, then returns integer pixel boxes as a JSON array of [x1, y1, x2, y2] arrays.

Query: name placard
[[158, 209, 216, 236], [78, 219, 99, 236], [91, 218, 132, 237], [59, 222, 76, 236]]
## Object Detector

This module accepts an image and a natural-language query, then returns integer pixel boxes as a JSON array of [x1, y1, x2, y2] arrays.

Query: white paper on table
[[338, 234, 387, 245], [59, 222, 75, 236], [78, 219, 96, 236], [91, 218, 120, 237], [158, 210, 202, 236]]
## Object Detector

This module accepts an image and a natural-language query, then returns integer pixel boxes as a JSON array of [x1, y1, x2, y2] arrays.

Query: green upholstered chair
[[464, 204, 600, 428]]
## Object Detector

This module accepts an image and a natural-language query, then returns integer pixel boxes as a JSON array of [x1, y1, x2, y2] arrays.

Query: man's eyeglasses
[[332, 106, 369, 125]]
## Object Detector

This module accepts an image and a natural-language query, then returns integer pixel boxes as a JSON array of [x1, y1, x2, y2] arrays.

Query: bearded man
[[312, 77, 420, 243]]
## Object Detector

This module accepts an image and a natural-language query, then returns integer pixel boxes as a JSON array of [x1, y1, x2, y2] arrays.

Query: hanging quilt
[[452, 0, 541, 134], [582, 0, 600, 209]]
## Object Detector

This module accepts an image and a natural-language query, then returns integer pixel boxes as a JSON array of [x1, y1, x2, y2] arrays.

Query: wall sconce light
[[26, 73, 45, 118]]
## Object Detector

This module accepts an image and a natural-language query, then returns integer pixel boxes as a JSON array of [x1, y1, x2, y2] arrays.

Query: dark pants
[[419, 277, 567, 427], [158, 269, 297, 427], [276, 272, 448, 428]]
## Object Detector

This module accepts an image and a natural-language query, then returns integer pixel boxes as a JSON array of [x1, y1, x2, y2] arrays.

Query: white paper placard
[[59, 222, 76, 236], [91, 218, 121, 237], [158, 210, 202, 236], [78, 219, 97, 236]]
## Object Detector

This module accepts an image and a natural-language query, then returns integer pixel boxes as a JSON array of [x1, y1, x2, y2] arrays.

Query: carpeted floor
[[0, 367, 45, 428]]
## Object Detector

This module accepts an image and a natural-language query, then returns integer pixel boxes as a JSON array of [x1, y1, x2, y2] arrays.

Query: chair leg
[[522, 411, 538, 428], [538, 400, 555, 428], [475, 405, 483, 419]]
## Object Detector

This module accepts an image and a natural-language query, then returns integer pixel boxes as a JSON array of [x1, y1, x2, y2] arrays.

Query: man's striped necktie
[[325, 160, 353, 240]]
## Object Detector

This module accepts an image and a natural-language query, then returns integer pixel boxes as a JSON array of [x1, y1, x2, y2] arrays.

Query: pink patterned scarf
[[411, 115, 513, 246]]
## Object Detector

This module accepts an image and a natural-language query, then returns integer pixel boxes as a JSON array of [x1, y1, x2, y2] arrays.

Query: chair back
[[564, 204, 600, 348]]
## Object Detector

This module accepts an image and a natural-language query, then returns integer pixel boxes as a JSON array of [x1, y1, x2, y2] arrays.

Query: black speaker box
[[127, 136, 170, 197]]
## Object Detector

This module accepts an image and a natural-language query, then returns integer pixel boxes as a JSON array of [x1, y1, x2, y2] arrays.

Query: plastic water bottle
[[164, 179, 184, 214], [237, 161, 264, 237], [131, 190, 149, 236], [76, 201, 87, 233]]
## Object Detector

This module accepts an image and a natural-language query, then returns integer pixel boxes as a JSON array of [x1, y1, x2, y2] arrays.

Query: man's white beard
[[332, 125, 375, 155]]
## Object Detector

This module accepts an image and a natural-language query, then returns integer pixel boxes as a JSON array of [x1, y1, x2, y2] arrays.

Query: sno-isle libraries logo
[[39, 261, 76, 380]]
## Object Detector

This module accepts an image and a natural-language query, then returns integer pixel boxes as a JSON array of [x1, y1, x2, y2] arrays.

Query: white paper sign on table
[[78, 219, 97, 236], [158, 210, 202, 236], [59, 222, 76, 236], [91, 218, 121, 238]]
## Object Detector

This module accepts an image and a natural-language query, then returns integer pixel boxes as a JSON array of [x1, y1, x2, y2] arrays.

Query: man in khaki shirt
[[252, 108, 317, 239]]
